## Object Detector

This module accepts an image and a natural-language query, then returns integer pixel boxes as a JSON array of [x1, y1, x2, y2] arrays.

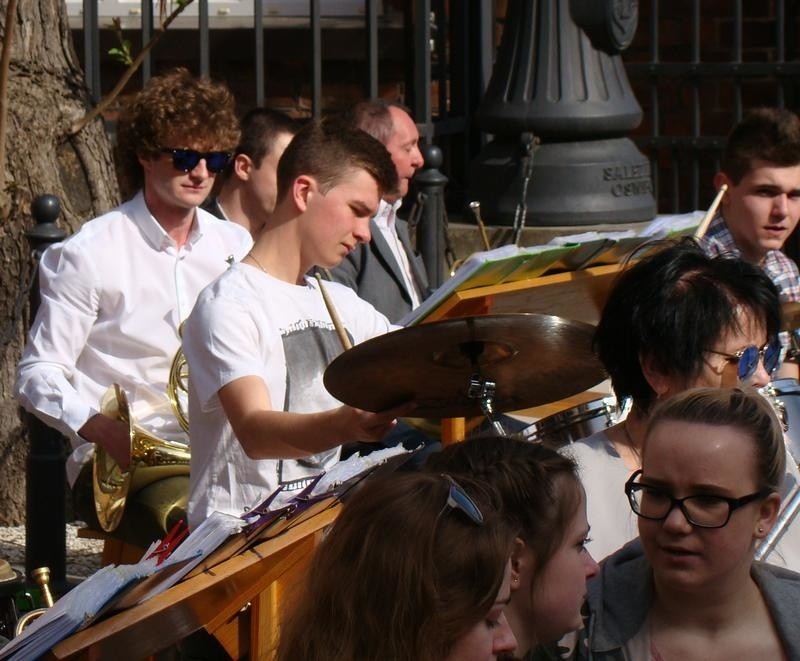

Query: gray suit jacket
[[328, 217, 431, 323]]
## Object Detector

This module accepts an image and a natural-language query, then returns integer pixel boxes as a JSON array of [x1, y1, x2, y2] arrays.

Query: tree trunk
[[0, 0, 119, 523]]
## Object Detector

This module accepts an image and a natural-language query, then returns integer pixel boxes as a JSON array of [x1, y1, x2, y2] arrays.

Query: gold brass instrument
[[93, 384, 191, 532], [167, 343, 190, 434], [14, 567, 54, 636]]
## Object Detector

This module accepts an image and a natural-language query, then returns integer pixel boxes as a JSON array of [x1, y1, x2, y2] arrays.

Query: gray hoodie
[[532, 538, 800, 660]]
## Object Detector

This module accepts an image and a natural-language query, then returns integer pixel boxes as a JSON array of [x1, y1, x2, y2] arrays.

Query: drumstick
[[314, 273, 352, 351], [693, 184, 728, 239]]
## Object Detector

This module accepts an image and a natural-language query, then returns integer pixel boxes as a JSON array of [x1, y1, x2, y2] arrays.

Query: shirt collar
[[130, 190, 202, 250], [373, 198, 402, 231]]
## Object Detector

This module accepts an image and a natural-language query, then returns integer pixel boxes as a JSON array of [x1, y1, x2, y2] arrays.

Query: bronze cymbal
[[324, 313, 606, 418], [782, 301, 800, 332]]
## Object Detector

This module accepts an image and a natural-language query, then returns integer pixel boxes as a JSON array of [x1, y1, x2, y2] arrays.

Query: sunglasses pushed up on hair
[[160, 148, 231, 174]]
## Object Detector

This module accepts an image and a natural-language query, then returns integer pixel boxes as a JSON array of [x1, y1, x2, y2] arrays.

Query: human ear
[[233, 154, 253, 181], [755, 492, 781, 539], [640, 352, 671, 400], [509, 537, 531, 591], [137, 152, 153, 174], [292, 175, 314, 212]]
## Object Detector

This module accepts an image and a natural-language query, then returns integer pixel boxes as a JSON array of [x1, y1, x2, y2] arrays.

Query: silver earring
[[758, 527, 764, 533]]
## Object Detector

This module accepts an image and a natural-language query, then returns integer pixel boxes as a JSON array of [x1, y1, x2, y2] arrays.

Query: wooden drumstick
[[314, 273, 352, 351], [694, 183, 728, 239]]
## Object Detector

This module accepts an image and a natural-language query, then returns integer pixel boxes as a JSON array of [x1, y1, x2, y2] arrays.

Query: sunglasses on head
[[441, 474, 484, 525], [160, 148, 231, 173], [707, 340, 782, 380]]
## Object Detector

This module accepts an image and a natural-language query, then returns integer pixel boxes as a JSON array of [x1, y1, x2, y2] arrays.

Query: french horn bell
[[93, 384, 190, 533]]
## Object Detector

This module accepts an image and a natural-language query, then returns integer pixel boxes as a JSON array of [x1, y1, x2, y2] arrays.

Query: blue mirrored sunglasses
[[160, 148, 231, 173], [707, 340, 782, 380], [441, 474, 484, 525]]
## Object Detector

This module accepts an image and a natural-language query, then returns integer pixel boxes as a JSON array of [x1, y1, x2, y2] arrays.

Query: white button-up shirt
[[15, 191, 252, 484], [372, 199, 422, 308]]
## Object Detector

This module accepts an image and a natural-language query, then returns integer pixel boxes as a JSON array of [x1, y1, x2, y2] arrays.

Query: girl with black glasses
[[556, 387, 800, 660], [567, 239, 800, 570]]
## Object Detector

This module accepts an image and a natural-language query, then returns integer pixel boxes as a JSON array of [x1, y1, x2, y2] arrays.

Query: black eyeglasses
[[625, 469, 770, 529], [706, 340, 782, 380], [160, 148, 231, 173], [441, 474, 484, 525]]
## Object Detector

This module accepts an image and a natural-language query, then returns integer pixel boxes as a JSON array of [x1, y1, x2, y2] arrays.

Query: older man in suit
[[327, 100, 430, 322]]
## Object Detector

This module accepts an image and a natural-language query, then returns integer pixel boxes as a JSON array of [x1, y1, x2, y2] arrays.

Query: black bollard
[[414, 143, 448, 289], [23, 195, 68, 588]]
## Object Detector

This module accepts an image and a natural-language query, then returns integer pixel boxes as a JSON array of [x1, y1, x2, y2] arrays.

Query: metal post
[[310, 0, 322, 119], [415, 144, 448, 289], [23, 195, 68, 587]]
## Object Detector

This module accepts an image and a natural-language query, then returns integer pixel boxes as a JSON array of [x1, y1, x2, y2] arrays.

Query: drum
[[520, 396, 626, 449], [765, 378, 800, 463]]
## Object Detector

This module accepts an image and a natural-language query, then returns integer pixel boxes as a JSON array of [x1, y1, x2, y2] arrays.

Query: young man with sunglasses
[[15, 68, 251, 542], [182, 118, 409, 529], [204, 108, 302, 238]]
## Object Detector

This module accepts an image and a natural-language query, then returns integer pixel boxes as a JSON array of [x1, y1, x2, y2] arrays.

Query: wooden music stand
[[48, 506, 339, 661], [422, 264, 625, 444]]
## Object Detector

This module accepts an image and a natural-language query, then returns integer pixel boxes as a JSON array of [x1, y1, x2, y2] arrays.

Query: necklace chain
[[621, 420, 642, 460], [246, 251, 268, 275]]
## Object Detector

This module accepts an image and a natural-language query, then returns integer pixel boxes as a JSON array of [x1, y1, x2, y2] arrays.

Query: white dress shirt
[[373, 199, 422, 308], [15, 191, 252, 485]]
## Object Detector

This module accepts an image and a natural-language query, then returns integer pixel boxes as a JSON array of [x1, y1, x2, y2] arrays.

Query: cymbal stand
[[462, 340, 506, 436]]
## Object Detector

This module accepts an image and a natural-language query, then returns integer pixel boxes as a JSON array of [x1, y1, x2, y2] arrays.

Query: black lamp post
[[470, 0, 656, 227]]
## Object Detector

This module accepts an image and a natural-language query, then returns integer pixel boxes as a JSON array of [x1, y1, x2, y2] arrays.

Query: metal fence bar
[[83, 0, 100, 102], [777, 0, 785, 107], [626, 61, 800, 77], [733, 0, 742, 120], [649, 0, 659, 204], [627, 1, 800, 213], [690, 0, 700, 209], [413, 0, 432, 142], [670, 149, 680, 213], [365, 0, 378, 98], [255, 0, 264, 106], [310, 0, 321, 118], [434, 0, 447, 122], [478, 0, 493, 93], [141, 0, 152, 83], [199, 0, 209, 77]]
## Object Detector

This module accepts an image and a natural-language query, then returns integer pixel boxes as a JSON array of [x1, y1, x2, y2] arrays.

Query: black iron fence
[[625, 0, 800, 215], [72, 1, 800, 222]]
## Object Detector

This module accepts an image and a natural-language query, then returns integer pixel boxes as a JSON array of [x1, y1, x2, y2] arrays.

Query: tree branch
[[0, 0, 19, 195], [69, 0, 196, 136]]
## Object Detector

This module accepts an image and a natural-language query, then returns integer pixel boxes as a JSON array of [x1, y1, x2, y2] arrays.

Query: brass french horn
[[167, 344, 190, 434], [93, 384, 190, 532]]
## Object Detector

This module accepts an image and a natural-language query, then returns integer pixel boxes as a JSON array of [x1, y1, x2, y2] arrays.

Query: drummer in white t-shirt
[[564, 238, 800, 570], [183, 118, 411, 529]]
